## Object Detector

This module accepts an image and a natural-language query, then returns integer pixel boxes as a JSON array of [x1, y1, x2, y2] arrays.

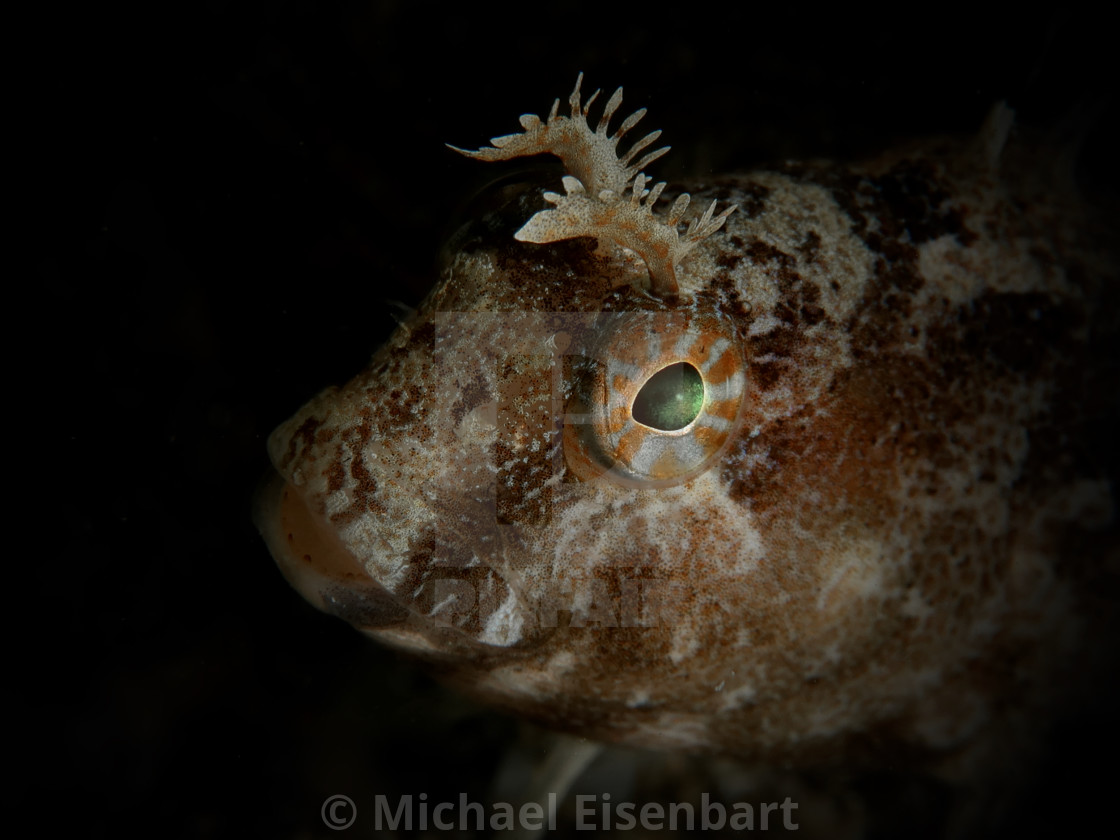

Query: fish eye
[[632, 362, 705, 431], [563, 307, 747, 488]]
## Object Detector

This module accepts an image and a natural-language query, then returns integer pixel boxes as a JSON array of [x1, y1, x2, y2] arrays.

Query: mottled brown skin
[[257, 130, 1118, 794]]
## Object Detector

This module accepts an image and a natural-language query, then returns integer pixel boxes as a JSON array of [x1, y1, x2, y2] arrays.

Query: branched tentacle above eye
[[449, 74, 737, 297], [516, 174, 736, 298], [447, 71, 667, 195]]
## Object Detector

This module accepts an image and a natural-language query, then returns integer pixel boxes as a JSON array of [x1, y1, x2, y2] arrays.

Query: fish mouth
[[253, 470, 411, 629], [254, 470, 535, 658]]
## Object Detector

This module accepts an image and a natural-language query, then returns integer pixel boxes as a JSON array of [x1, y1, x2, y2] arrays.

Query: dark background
[[28, 3, 1117, 838]]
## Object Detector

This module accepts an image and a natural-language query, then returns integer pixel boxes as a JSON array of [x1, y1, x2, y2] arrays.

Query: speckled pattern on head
[[257, 78, 1118, 781]]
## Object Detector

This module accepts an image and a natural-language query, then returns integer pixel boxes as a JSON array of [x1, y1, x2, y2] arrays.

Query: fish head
[[256, 79, 1117, 764]]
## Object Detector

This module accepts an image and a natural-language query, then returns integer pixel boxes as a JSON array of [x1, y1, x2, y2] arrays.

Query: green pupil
[[632, 363, 705, 431]]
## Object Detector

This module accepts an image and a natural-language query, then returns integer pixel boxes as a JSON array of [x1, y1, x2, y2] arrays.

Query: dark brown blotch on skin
[[282, 415, 323, 470], [864, 233, 924, 296], [744, 236, 826, 330], [381, 383, 432, 442], [752, 361, 783, 391], [722, 421, 792, 511], [736, 181, 773, 219], [330, 414, 386, 524], [799, 230, 822, 259], [822, 159, 976, 257], [744, 238, 794, 268], [451, 372, 493, 426], [751, 324, 800, 359], [325, 460, 345, 495]]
